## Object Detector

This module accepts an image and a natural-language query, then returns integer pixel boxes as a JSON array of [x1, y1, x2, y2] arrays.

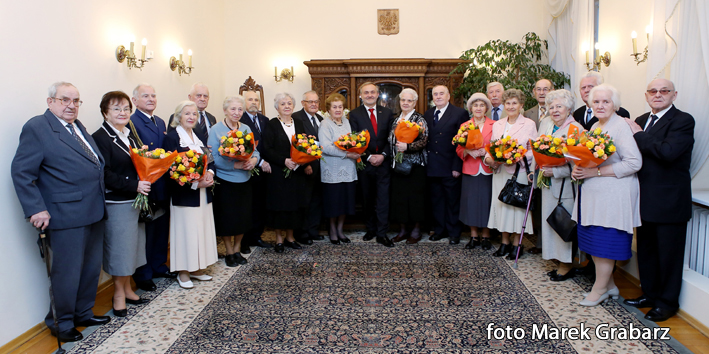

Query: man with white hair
[[486, 82, 507, 121], [168, 83, 216, 143], [573, 72, 630, 130]]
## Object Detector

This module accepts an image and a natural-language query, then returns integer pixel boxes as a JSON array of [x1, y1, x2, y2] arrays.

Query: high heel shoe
[[583, 287, 619, 299], [506, 245, 523, 260], [125, 297, 149, 305], [481, 238, 492, 250], [274, 243, 285, 253], [579, 292, 610, 307], [329, 235, 340, 245], [493, 243, 512, 257], [465, 238, 480, 249], [338, 234, 351, 243], [111, 298, 128, 317]]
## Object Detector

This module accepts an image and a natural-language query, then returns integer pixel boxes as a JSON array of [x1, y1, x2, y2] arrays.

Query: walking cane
[[36, 228, 67, 354], [511, 186, 535, 270]]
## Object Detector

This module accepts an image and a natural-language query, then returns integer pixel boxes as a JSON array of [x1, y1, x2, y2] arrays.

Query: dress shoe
[[177, 276, 194, 289], [645, 307, 676, 322], [579, 292, 610, 307], [506, 245, 524, 260], [376, 236, 394, 248], [391, 232, 409, 243], [329, 236, 340, 245], [240, 246, 251, 254], [154, 271, 178, 279], [493, 243, 512, 257], [253, 239, 273, 248], [135, 280, 156, 292], [295, 237, 313, 245], [125, 297, 149, 305], [549, 270, 575, 282], [189, 273, 213, 281], [113, 307, 128, 317], [449, 238, 460, 245], [225, 254, 238, 267], [363, 232, 375, 241], [406, 235, 422, 244], [528, 247, 542, 254], [546, 270, 558, 277], [234, 253, 248, 265], [583, 287, 619, 299], [75, 315, 110, 327], [429, 233, 447, 241], [623, 295, 655, 308], [465, 238, 481, 249], [284, 240, 302, 249], [311, 234, 325, 241], [274, 243, 285, 253], [338, 235, 351, 243], [481, 238, 492, 250], [51, 327, 83, 342]]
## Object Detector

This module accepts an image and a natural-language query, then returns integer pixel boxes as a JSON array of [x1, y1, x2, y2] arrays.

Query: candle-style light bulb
[[582, 42, 590, 63], [594, 42, 600, 61], [646, 24, 652, 42], [179, 48, 183, 63], [631, 31, 638, 54], [141, 38, 147, 61], [187, 49, 193, 67], [275, 66, 278, 77]]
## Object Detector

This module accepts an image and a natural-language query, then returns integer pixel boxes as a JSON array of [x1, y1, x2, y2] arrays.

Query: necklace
[[224, 119, 240, 131], [279, 116, 293, 127]]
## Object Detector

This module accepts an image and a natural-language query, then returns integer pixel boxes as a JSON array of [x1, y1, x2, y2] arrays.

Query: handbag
[[498, 156, 535, 209], [393, 159, 413, 175], [138, 200, 165, 223], [546, 176, 577, 242]]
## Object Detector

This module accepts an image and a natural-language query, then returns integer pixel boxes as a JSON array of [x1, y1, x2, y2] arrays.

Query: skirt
[[390, 164, 426, 223], [103, 202, 146, 276], [266, 209, 303, 230], [170, 188, 219, 272], [577, 187, 632, 260], [322, 181, 356, 218], [487, 167, 534, 234], [459, 173, 492, 228], [212, 177, 253, 237]]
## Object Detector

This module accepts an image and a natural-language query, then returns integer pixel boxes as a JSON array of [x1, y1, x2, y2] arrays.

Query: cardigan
[[208, 120, 260, 184]]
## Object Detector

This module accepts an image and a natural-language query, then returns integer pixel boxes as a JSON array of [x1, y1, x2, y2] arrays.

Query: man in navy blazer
[[130, 84, 176, 292], [12, 82, 109, 342], [424, 85, 469, 244], [623, 79, 695, 322], [349, 82, 395, 247], [241, 90, 274, 251]]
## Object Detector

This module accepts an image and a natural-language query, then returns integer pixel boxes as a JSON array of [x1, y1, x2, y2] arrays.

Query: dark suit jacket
[[131, 110, 169, 201], [261, 117, 307, 211], [292, 109, 323, 174], [92, 121, 141, 202], [242, 112, 269, 163], [348, 105, 394, 162], [633, 105, 695, 223], [573, 105, 630, 131], [162, 129, 214, 207], [424, 104, 469, 177], [168, 110, 216, 144], [12, 109, 106, 230]]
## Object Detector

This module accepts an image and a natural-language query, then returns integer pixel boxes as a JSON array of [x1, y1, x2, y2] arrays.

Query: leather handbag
[[498, 156, 535, 209], [546, 177, 577, 242], [393, 159, 413, 175]]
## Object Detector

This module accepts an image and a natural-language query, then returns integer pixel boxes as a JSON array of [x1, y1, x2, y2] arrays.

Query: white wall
[[0, 0, 225, 346]]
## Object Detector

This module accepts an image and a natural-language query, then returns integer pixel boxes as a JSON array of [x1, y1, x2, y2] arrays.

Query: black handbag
[[498, 156, 535, 209], [546, 177, 577, 242], [393, 159, 413, 175]]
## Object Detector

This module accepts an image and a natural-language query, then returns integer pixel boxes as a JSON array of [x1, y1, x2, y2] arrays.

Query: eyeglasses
[[52, 97, 83, 106], [646, 89, 673, 95], [111, 107, 132, 113], [534, 87, 551, 93], [303, 100, 320, 105]]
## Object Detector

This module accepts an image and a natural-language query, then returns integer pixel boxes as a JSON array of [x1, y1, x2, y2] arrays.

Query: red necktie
[[368, 108, 377, 135]]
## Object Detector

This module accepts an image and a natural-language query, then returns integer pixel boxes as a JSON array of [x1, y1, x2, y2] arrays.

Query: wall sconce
[[630, 25, 651, 65], [274, 66, 295, 83], [169, 48, 194, 76], [584, 43, 611, 71], [116, 38, 151, 70]]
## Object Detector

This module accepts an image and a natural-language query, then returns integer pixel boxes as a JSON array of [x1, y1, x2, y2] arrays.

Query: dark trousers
[[299, 176, 322, 237], [637, 220, 687, 311], [244, 173, 267, 245], [133, 201, 170, 282], [359, 163, 390, 238], [46, 222, 104, 332], [429, 176, 462, 240]]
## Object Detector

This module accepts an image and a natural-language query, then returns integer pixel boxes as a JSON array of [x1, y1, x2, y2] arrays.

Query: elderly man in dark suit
[[241, 90, 274, 252], [623, 79, 695, 322], [425, 85, 469, 244], [130, 84, 176, 292], [292, 90, 325, 244], [573, 71, 630, 130], [349, 82, 395, 247], [12, 82, 109, 342], [167, 83, 216, 143], [486, 82, 507, 121]]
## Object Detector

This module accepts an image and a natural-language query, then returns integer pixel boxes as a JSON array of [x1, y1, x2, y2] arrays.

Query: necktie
[[252, 115, 261, 135], [310, 115, 319, 134], [645, 114, 658, 132], [492, 107, 500, 121], [150, 116, 157, 126], [540, 106, 546, 118], [67, 123, 100, 166], [433, 110, 441, 127], [199, 111, 207, 132], [368, 108, 377, 135], [586, 108, 593, 125]]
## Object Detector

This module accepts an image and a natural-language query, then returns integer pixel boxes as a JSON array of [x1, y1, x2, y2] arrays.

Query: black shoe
[[254, 239, 273, 248], [113, 307, 128, 317], [125, 297, 149, 305], [295, 237, 313, 245], [153, 271, 178, 279], [546, 270, 558, 277], [465, 238, 479, 249], [241, 246, 251, 254], [225, 254, 238, 267], [329, 235, 341, 245], [429, 233, 447, 241], [376, 236, 394, 247], [644, 307, 676, 322], [449, 238, 460, 245], [284, 241, 302, 249], [493, 243, 512, 257], [234, 253, 248, 265], [339, 235, 351, 243], [481, 238, 492, 250], [528, 247, 542, 254], [75, 315, 111, 327], [51, 327, 83, 342], [506, 245, 523, 260], [549, 270, 575, 281], [624, 295, 655, 308], [135, 280, 157, 292], [274, 243, 285, 253], [312, 234, 325, 241], [363, 232, 375, 241]]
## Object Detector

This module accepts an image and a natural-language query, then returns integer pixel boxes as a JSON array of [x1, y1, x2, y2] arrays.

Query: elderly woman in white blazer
[[484, 89, 538, 260], [537, 89, 584, 281]]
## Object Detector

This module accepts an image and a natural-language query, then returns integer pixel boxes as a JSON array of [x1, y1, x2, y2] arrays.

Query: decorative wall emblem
[[378, 9, 399, 35]]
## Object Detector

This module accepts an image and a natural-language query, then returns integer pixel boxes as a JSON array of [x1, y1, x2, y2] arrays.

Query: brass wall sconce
[[631, 26, 651, 65], [274, 66, 295, 82], [584, 43, 611, 71], [116, 38, 151, 70], [169, 49, 194, 76]]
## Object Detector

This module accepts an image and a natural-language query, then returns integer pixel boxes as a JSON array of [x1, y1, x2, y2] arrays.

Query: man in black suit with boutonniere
[[623, 78, 695, 323]]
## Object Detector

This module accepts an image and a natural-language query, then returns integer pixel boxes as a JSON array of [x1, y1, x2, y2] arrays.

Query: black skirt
[[390, 164, 426, 224], [459, 173, 492, 228], [212, 177, 253, 236], [266, 209, 303, 230], [322, 181, 357, 218]]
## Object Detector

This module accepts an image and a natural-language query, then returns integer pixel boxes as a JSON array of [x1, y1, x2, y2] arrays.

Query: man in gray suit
[[524, 78, 553, 129], [486, 82, 507, 120], [11, 82, 109, 342]]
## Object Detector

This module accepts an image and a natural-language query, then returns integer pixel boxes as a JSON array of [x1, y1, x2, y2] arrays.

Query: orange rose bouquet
[[130, 146, 179, 211], [394, 120, 424, 163], [564, 128, 616, 184], [334, 130, 369, 170], [169, 150, 207, 186], [218, 129, 259, 176], [485, 136, 527, 165], [452, 121, 484, 150], [531, 135, 567, 188], [285, 134, 322, 178]]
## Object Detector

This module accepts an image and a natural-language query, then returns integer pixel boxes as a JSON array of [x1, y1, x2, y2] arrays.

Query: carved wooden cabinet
[[303, 59, 465, 114]]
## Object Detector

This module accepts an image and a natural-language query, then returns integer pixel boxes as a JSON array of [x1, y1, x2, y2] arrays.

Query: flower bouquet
[[530, 134, 568, 188], [285, 134, 322, 178], [452, 121, 484, 150], [564, 128, 616, 184], [130, 146, 179, 212], [393, 120, 424, 163], [334, 130, 369, 170], [485, 136, 528, 165], [218, 129, 259, 176], [169, 149, 207, 186]]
